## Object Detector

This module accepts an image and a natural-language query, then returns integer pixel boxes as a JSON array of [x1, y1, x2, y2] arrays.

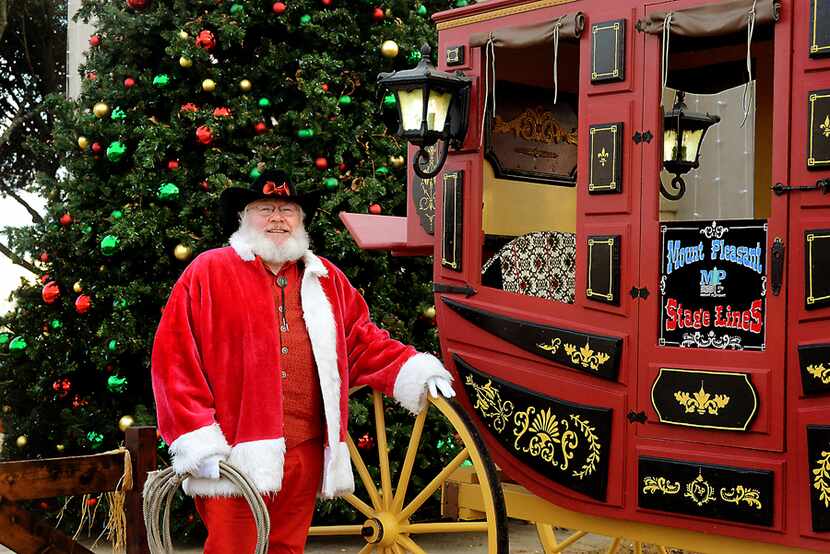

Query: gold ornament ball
[[239, 79, 252, 92], [56, 443, 65, 453], [73, 281, 83, 293], [385, 8, 392, 17], [118, 415, 135, 432], [2, 405, 11, 413], [16, 435, 27, 448], [78, 136, 89, 150], [390, 155, 405, 169], [93, 102, 109, 118], [179, 56, 193, 68], [178, 30, 189, 39], [202, 79, 216, 92], [174, 244, 193, 261], [423, 306, 437, 320], [381, 40, 399, 58]]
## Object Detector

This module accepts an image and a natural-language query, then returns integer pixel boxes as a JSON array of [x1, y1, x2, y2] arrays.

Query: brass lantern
[[378, 44, 471, 179], [661, 91, 721, 200]]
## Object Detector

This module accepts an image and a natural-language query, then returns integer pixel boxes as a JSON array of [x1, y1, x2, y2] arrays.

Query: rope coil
[[143, 461, 271, 553]]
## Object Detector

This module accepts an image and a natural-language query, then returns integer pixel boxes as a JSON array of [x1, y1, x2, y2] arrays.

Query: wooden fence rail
[[0, 426, 156, 554]]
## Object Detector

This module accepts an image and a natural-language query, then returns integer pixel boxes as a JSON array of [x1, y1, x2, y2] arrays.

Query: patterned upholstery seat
[[481, 231, 576, 304]]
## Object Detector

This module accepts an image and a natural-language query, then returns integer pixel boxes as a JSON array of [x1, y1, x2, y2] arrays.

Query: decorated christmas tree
[[0, 0, 462, 539]]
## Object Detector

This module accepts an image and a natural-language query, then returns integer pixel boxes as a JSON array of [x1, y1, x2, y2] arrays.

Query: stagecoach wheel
[[535, 523, 675, 554], [309, 390, 509, 554]]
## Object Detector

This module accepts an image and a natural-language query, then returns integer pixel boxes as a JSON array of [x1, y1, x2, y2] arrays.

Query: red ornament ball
[[254, 121, 268, 134], [86, 71, 97, 81], [357, 433, 375, 450], [212, 106, 232, 117], [195, 125, 214, 144], [75, 295, 92, 314], [180, 102, 198, 113], [315, 157, 328, 170], [167, 159, 180, 170], [321, 83, 329, 92], [339, 162, 348, 172], [91, 142, 102, 154], [124, 77, 136, 88], [369, 203, 382, 214], [42, 281, 60, 304], [126, 0, 150, 9], [39, 252, 49, 263], [372, 7, 384, 22], [40, 274, 50, 283], [39, 501, 49, 510], [59, 213, 73, 226], [89, 34, 101, 47], [322, 0, 332, 5], [85, 498, 97, 507], [195, 30, 216, 51], [200, 180, 210, 191], [272, 1, 286, 13]]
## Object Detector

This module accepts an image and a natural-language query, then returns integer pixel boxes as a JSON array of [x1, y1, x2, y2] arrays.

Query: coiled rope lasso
[[143, 461, 271, 553]]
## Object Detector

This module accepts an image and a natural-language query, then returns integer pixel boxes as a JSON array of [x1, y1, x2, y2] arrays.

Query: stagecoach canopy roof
[[635, 0, 780, 37], [469, 13, 585, 48]]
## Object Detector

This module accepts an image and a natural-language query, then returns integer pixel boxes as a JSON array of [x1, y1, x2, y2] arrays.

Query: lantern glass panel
[[398, 88, 425, 132], [663, 128, 679, 161], [426, 89, 453, 131], [680, 128, 704, 163]]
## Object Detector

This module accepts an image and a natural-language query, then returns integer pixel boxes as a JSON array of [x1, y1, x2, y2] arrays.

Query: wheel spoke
[[374, 390, 393, 509], [343, 493, 375, 519], [391, 545, 404, 554], [357, 544, 374, 554], [403, 521, 489, 534], [307, 524, 364, 536], [392, 402, 428, 512], [398, 448, 468, 522], [606, 538, 621, 554], [396, 534, 427, 554], [347, 433, 384, 511]]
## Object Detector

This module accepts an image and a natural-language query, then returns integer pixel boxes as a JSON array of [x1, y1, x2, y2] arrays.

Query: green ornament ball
[[249, 167, 262, 179], [82, 225, 92, 234], [338, 95, 352, 106], [230, 3, 243, 15], [9, 336, 27, 352], [408, 49, 423, 64], [86, 431, 104, 447], [107, 339, 118, 352], [111, 210, 123, 219], [417, 4, 427, 15], [157, 182, 180, 201], [100, 234, 120, 256], [300, 14, 312, 25], [112, 298, 128, 309], [324, 177, 339, 190], [455, 0, 469, 6], [297, 128, 314, 138], [107, 375, 128, 394], [376, 166, 390, 176], [258, 97, 271, 108], [50, 319, 63, 330], [383, 94, 397, 108], [0, 333, 9, 346], [110, 107, 127, 121], [152, 74, 170, 87], [106, 141, 127, 162]]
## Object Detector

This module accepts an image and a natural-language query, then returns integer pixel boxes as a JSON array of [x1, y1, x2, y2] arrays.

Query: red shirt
[[269, 261, 323, 449]]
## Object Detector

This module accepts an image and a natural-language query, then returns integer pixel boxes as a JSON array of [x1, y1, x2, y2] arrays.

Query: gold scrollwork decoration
[[674, 383, 730, 415], [597, 147, 609, 167], [563, 341, 611, 371], [513, 407, 578, 471], [642, 476, 681, 495], [464, 375, 514, 433], [685, 471, 716, 507], [807, 363, 830, 384], [812, 450, 830, 508], [569, 414, 600, 479], [720, 485, 763, 509], [536, 338, 562, 354], [493, 107, 578, 146]]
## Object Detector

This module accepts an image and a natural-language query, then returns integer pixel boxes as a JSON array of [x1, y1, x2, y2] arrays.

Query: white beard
[[231, 218, 310, 265]]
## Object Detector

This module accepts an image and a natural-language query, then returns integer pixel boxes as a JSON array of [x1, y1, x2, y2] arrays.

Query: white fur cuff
[[320, 441, 355, 499], [393, 353, 452, 414], [183, 438, 286, 497], [169, 424, 231, 475]]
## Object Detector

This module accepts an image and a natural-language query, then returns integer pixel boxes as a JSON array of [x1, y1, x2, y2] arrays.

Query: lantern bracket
[[659, 174, 687, 201]]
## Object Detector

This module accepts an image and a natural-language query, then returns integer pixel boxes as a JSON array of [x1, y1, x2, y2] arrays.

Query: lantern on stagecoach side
[[377, 44, 472, 179], [661, 90, 721, 201]]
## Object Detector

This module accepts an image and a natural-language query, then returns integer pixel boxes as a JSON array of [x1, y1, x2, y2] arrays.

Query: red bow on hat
[[262, 180, 289, 196]]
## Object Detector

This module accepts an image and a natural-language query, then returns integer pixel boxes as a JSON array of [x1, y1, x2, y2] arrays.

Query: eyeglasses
[[248, 205, 300, 218]]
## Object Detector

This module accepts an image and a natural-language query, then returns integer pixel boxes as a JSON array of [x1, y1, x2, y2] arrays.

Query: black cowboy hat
[[218, 171, 320, 236]]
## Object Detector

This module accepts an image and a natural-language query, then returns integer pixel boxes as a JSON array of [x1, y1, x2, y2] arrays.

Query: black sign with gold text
[[659, 220, 767, 351]]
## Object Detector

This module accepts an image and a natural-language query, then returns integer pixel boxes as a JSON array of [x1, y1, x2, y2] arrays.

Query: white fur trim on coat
[[182, 438, 286, 497], [228, 231, 256, 261], [169, 423, 231, 475], [393, 353, 453, 414], [320, 441, 355, 499]]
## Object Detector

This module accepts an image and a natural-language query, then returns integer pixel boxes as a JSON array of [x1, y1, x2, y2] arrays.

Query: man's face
[[245, 199, 302, 246]]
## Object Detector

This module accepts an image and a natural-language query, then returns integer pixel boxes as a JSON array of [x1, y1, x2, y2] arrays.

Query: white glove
[[426, 376, 456, 399], [191, 454, 222, 480]]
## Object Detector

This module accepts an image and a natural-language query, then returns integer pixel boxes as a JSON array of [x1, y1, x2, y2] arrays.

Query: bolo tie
[[276, 275, 289, 332]]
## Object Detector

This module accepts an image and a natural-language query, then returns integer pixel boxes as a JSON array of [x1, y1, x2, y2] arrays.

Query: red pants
[[195, 439, 324, 553]]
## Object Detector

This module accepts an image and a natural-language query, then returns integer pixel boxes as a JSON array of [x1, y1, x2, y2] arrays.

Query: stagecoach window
[[478, 29, 579, 304]]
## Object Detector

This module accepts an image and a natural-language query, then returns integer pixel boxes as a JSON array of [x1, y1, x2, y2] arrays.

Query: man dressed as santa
[[151, 171, 454, 552]]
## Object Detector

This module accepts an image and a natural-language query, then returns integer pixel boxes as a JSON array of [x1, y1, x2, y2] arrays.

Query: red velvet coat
[[151, 238, 450, 498]]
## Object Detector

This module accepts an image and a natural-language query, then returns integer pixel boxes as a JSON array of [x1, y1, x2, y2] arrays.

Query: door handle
[[771, 238, 784, 296]]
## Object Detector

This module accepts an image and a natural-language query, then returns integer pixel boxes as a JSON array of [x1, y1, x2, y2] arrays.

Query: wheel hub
[[361, 512, 401, 546]]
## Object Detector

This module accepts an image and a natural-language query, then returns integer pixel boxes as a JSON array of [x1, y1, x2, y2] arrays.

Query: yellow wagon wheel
[[309, 390, 509, 553]]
